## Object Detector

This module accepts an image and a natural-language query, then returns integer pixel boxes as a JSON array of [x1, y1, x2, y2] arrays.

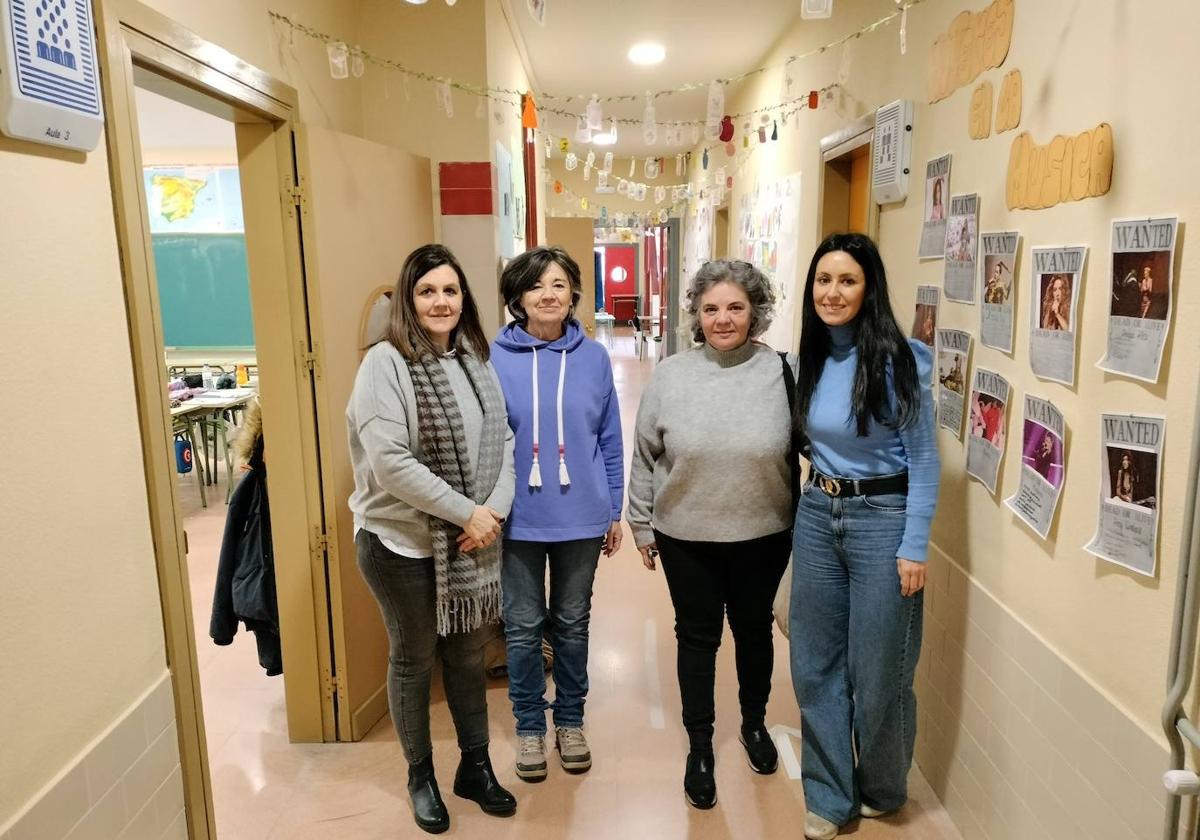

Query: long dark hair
[[796, 233, 920, 437], [385, 244, 490, 361], [500, 245, 583, 324]]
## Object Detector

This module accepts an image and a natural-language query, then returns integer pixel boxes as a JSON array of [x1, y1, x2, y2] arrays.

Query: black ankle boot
[[407, 756, 449, 834], [683, 749, 717, 809], [740, 724, 778, 774], [453, 746, 517, 816]]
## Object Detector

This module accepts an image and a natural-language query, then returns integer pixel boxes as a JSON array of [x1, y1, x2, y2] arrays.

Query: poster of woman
[[1005, 395, 1067, 539], [1029, 246, 1087, 386]]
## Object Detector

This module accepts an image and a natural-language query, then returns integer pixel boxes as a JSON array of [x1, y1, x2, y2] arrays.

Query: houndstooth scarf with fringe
[[408, 351, 506, 635]]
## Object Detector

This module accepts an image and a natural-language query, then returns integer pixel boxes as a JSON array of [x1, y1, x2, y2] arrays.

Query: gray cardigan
[[347, 341, 515, 558]]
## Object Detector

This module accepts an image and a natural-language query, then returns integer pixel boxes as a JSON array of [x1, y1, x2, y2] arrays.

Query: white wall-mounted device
[[0, 0, 104, 152], [871, 99, 914, 205]]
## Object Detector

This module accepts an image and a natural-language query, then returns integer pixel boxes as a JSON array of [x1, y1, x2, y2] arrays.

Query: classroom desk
[[170, 401, 209, 507], [170, 388, 256, 505]]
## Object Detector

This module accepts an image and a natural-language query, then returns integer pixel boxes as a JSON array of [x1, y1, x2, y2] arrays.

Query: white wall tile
[[122, 723, 180, 822], [8, 762, 89, 840], [83, 710, 148, 804], [63, 781, 128, 840], [142, 677, 177, 744]]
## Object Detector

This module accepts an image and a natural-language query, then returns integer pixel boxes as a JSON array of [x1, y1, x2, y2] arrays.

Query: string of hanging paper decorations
[[267, 0, 921, 122]]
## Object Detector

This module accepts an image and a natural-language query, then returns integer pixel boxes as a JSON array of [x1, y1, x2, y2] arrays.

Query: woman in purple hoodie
[[491, 246, 624, 783]]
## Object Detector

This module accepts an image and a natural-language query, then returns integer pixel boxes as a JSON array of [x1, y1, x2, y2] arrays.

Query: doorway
[[818, 113, 878, 239]]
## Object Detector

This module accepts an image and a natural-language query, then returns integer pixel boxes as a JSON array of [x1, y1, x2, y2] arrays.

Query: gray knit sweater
[[627, 340, 799, 548], [347, 341, 515, 558]]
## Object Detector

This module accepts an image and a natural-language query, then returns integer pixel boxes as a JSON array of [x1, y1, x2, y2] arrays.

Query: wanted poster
[[936, 329, 972, 437], [1029, 246, 1087, 386], [980, 231, 1019, 352], [1084, 414, 1166, 577], [944, 193, 980, 303], [911, 285, 940, 348], [919, 154, 952, 259], [966, 367, 1011, 495], [1004, 395, 1066, 539], [1097, 216, 1177, 383]]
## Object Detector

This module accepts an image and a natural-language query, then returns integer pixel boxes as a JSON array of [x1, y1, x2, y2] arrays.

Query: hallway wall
[[695, 1, 1200, 837]]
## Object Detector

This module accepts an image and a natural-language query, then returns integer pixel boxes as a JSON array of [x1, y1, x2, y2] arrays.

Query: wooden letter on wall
[[928, 0, 1015, 104], [1006, 123, 1114, 210], [995, 69, 1022, 132], [969, 81, 994, 139]]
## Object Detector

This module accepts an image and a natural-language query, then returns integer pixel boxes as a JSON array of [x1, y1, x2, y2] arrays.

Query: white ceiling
[[134, 86, 237, 151], [508, 0, 802, 158]]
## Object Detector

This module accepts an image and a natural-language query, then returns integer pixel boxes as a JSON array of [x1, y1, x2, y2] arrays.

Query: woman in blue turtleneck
[[788, 233, 940, 840]]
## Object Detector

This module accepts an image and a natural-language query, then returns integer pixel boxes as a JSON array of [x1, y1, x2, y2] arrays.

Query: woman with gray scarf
[[347, 244, 516, 833]]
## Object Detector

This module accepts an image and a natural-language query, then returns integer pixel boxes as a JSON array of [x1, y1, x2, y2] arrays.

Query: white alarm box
[[871, 99, 913, 204], [0, 0, 104, 151]]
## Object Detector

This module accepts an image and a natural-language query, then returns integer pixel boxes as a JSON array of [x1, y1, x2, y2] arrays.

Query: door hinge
[[312, 528, 330, 558], [288, 184, 305, 206], [322, 667, 345, 701], [300, 350, 321, 379]]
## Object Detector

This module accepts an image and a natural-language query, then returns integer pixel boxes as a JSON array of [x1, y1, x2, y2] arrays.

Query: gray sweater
[[627, 340, 798, 548], [347, 341, 515, 557]]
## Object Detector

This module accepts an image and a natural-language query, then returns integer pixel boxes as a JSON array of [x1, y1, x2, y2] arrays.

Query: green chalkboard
[[152, 234, 256, 348]]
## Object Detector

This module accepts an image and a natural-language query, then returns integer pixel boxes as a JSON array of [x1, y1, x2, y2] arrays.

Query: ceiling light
[[591, 132, 617, 146], [628, 42, 665, 66], [404, 0, 428, 4]]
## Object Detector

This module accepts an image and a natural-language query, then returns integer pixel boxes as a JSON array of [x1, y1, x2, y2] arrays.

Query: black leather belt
[[809, 469, 908, 498]]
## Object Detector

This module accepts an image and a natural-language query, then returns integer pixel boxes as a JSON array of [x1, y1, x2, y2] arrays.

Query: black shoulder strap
[[779, 351, 801, 510]]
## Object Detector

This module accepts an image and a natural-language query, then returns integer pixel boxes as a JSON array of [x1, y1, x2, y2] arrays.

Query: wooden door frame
[[818, 113, 880, 239], [96, 1, 338, 836]]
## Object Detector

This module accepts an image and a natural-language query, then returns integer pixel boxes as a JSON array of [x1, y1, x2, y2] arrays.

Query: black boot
[[453, 746, 517, 816], [407, 755, 450, 834], [739, 724, 778, 774], [683, 749, 717, 809]]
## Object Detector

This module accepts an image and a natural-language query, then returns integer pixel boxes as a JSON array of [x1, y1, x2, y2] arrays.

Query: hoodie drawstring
[[527, 346, 570, 488]]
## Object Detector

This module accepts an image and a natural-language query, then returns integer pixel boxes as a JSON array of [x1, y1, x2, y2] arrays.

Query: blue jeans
[[502, 537, 603, 736], [789, 485, 923, 825]]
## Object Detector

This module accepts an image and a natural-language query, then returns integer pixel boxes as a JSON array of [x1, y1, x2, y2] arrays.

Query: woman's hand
[[639, 542, 658, 571], [603, 521, 623, 557], [458, 506, 503, 552], [897, 558, 926, 597]]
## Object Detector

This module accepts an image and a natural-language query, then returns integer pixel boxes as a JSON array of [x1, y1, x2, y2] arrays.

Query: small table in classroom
[[170, 401, 210, 507], [170, 389, 256, 505], [594, 312, 616, 349]]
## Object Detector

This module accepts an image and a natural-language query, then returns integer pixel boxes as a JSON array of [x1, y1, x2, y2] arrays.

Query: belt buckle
[[819, 476, 842, 497]]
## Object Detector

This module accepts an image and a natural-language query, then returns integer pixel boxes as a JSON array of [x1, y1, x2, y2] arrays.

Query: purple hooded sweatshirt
[[491, 319, 624, 541]]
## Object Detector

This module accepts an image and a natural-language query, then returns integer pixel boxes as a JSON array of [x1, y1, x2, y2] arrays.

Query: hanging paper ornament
[[583, 163, 591, 181], [559, 137, 570, 154], [553, 180, 563, 194], [614, 212, 624, 227], [545, 135, 553, 157], [565, 152, 578, 171], [691, 124, 701, 145], [629, 159, 636, 177], [476, 96, 486, 119], [728, 141, 737, 156], [808, 90, 820, 110], [521, 93, 539, 130], [350, 47, 365, 79], [675, 154, 684, 177], [900, 6, 908, 55], [598, 170, 609, 188], [634, 183, 648, 201], [644, 157, 660, 179], [705, 81, 724, 138], [587, 95, 603, 130], [603, 151, 613, 172], [618, 179, 630, 196], [327, 42, 349, 79], [581, 197, 589, 211], [727, 176, 734, 189], [606, 118, 619, 145], [771, 121, 778, 141], [585, 150, 596, 169], [575, 115, 592, 143], [600, 206, 609, 222], [702, 148, 709, 170], [655, 186, 666, 204], [758, 126, 767, 143], [437, 80, 454, 117], [718, 116, 734, 142], [643, 96, 658, 145]]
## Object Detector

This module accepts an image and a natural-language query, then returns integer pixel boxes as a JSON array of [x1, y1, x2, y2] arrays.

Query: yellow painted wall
[[696, 0, 1200, 745], [0, 133, 168, 823]]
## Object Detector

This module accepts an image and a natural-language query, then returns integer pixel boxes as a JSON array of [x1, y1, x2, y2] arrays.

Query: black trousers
[[655, 528, 791, 750]]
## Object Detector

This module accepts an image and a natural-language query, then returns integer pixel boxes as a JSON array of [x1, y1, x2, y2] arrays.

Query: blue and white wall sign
[[0, 0, 103, 151]]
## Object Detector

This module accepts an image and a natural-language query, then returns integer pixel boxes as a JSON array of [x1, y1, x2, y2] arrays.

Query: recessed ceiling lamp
[[628, 42, 666, 66], [403, 0, 428, 4]]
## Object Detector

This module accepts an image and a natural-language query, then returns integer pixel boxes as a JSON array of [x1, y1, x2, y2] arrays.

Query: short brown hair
[[500, 245, 583, 324], [385, 244, 490, 361]]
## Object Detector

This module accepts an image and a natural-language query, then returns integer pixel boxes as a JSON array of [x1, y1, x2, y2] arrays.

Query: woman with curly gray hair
[[627, 259, 800, 810]]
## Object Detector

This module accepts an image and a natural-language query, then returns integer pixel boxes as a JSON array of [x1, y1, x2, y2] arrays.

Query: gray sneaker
[[516, 734, 548, 781], [555, 726, 592, 773]]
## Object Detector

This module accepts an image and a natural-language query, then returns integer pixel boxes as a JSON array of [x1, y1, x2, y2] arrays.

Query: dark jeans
[[501, 537, 603, 735], [655, 528, 791, 751], [356, 530, 492, 765]]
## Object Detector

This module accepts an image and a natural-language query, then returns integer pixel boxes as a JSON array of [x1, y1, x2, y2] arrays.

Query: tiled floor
[[177, 329, 963, 839]]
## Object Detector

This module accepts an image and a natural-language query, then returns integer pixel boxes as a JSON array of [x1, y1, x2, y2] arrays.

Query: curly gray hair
[[684, 260, 777, 344]]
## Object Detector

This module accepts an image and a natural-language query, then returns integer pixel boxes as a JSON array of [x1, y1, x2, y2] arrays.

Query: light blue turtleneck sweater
[[805, 323, 940, 562]]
